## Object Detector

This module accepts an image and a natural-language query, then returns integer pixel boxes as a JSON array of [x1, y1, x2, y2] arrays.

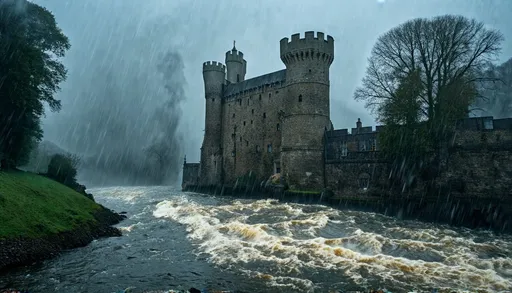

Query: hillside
[[0, 170, 124, 270], [0, 170, 102, 239]]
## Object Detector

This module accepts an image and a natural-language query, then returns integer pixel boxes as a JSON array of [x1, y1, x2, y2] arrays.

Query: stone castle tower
[[198, 31, 334, 190]]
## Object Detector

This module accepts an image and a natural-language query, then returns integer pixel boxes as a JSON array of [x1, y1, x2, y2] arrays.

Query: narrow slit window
[[252, 109, 254, 114], [267, 144, 272, 153], [259, 94, 262, 100], [263, 113, 266, 118], [298, 95, 302, 102], [243, 121, 246, 126], [212, 98, 215, 102], [276, 123, 280, 131], [232, 113, 235, 118]]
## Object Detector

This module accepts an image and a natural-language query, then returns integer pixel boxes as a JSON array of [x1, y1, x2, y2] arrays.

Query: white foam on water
[[153, 196, 512, 292]]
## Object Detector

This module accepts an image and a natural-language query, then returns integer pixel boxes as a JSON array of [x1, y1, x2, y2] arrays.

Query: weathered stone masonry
[[186, 31, 335, 190]]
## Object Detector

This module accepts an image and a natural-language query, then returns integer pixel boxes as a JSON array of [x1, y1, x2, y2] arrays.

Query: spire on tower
[[232, 40, 236, 51]]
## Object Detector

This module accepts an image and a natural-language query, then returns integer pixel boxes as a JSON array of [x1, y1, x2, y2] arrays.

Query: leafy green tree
[[47, 153, 80, 187], [0, 0, 69, 169]]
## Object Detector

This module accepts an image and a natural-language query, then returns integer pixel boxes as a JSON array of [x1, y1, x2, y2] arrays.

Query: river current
[[1, 186, 511, 292]]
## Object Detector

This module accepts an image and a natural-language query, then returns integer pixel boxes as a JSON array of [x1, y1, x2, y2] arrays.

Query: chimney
[[356, 118, 362, 129]]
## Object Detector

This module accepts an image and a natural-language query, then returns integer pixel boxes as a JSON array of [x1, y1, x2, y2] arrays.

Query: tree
[[355, 15, 503, 126], [47, 153, 80, 186], [473, 57, 512, 118], [355, 15, 503, 190], [0, 0, 70, 169]]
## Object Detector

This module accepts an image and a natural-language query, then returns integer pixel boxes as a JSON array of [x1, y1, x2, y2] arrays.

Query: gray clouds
[[33, 0, 512, 184]]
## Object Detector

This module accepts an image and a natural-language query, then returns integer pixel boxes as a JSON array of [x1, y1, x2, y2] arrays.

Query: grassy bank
[[0, 170, 102, 239]]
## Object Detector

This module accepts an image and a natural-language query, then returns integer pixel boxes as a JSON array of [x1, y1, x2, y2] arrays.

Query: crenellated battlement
[[280, 31, 334, 65], [226, 49, 244, 61], [203, 61, 226, 73]]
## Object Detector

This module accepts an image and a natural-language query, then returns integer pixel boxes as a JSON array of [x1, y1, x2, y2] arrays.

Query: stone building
[[186, 31, 335, 190], [182, 30, 512, 197]]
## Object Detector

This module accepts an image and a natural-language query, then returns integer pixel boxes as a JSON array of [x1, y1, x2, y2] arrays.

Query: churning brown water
[[1, 186, 511, 292]]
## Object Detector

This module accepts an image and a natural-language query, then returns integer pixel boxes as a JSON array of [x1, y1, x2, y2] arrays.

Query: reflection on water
[[1, 186, 511, 292]]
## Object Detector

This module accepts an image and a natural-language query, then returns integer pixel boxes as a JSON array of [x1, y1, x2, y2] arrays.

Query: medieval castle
[[184, 31, 335, 190], [183, 30, 512, 202]]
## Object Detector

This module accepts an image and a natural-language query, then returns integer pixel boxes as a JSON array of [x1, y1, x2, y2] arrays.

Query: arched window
[[358, 173, 370, 190]]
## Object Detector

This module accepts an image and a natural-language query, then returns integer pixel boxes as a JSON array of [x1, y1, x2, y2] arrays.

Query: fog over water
[[34, 0, 512, 186]]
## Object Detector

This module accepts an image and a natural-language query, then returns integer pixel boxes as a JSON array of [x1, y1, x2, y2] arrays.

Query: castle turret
[[200, 61, 225, 186], [225, 42, 247, 83], [279, 31, 334, 190]]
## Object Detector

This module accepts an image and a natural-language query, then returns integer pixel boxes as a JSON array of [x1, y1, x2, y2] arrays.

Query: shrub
[[47, 153, 79, 187]]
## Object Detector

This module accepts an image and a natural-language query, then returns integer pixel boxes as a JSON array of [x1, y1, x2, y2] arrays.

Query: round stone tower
[[200, 61, 225, 186], [279, 31, 334, 190], [225, 42, 247, 84]]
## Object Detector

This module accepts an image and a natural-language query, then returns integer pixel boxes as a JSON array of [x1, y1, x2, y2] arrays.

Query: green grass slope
[[0, 170, 101, 239]]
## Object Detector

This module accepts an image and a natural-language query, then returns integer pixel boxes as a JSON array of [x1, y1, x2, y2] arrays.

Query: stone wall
[[221, 78, 286, 185], [182, 162, 200, 190]]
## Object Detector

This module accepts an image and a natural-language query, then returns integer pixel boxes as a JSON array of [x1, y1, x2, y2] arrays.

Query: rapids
[[1, 186, 511, 292]]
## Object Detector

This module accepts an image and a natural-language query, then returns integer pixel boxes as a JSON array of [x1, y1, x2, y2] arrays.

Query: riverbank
[[183, 184, 512, 234], [0, 170, 125, 272]]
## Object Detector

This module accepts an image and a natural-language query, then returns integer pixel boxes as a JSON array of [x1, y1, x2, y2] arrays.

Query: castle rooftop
[[223, 69, 286, 98]]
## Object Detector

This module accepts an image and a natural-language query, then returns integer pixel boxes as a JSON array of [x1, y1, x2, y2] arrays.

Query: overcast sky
[[36, 0, 512, 163]]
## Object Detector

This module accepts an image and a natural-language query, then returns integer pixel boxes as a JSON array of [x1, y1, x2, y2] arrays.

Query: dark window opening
[[239, 100, 242, 106], [232, 113, 235, 118], [309, 69, 312, 73], [251, 120, 253, 124], [267, 144, 272, 153], [237, 74, 240, 82], [231, 151, 235, 157], [212, 98, 215, 102], [276, 91, 279, 94], [359, 177, 369, 189], [481, 133, 487, 143], [240, 136, 242, 142], [252, 109, 254, 114], [276, 167, 281, 173], [246, 140, 249, 146], [256, 145, 260, 152], [298, 95, 302, 102], [263, 113, 266, 118], [243, 121, 246, 126], [269, 93, 272, 99], [277, 123, 280, 131], [214, 160, 216, 167], [259, 94, 262, 100]]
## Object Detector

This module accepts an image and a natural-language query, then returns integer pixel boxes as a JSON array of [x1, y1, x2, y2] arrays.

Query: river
[[1, 186, 511, 292]]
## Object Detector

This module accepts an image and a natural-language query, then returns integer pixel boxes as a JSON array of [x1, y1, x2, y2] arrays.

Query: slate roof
[[223, 69, 286, 97]]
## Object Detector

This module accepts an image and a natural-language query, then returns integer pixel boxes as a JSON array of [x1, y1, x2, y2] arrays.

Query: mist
[[31, 0, 512, 187]]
